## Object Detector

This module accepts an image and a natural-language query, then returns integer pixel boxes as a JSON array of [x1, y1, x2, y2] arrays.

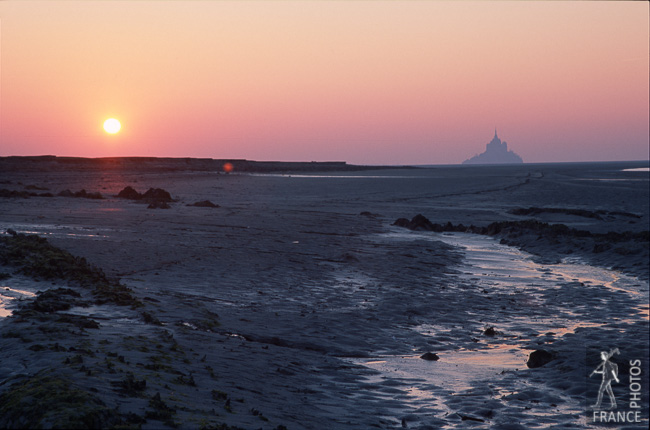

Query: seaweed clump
[[0, 231, 141, 307], [0, 372, 118, 429]]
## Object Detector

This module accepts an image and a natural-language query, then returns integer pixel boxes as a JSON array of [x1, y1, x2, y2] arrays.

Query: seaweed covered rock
[[29, 288, 82, 313], [0, 232, 141, 307], [0, 233, 105, 283]]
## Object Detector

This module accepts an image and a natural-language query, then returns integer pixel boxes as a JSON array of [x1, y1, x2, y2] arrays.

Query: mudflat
[[1, 159, 648, 429]]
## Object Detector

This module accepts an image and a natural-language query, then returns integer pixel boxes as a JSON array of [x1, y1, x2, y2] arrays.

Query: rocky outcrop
[[392, 215, 458, 232], [117, 186, 173, 208], [141, 188, 172, 203]]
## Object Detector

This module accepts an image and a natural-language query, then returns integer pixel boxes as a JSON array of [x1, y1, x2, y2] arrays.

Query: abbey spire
[[463, 130, 523, 165]]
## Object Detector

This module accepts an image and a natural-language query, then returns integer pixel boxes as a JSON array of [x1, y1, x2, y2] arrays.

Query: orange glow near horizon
[[0, 1, 647, 164]]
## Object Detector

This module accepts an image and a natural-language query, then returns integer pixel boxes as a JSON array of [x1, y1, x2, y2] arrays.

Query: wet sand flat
[[1, 160, 648, 429]]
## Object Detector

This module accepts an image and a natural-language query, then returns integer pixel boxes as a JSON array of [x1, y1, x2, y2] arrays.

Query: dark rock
[[187, 200, 219, 208], [526, 349, 554, 368], [409, 214, 437, 231], [142, 188, 172, 203], [459, 414, 485, 422], [392, 214, 440, 231], [116, 186, 142, 200], [392, 218, 410, 228], [420, 352, 439, 361], [483, 326, 497, 336], [57, 189, 74, 197], [396, 215, 466, 232]]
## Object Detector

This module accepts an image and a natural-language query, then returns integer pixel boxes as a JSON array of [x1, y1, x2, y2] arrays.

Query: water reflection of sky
[[1, 223, 111, 239], [355, 229, 649, 414], [0, 285, 37, 318]]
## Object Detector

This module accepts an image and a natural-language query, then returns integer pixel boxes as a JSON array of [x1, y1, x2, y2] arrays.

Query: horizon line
[[0, 154, 648, 167]]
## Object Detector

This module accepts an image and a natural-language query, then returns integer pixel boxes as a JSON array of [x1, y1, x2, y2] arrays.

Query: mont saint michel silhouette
[[463, 130, 524, 165]]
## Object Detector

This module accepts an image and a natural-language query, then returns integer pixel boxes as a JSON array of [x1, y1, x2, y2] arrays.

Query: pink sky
[[0, 1, 648, 164]]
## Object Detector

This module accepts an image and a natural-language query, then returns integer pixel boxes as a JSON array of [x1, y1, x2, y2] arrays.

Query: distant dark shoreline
[[0, 156, 411, 174], [0, 156, 647, 174]]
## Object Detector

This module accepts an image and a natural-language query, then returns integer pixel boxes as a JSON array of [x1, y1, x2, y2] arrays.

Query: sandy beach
[[1, 159, 648, 429]]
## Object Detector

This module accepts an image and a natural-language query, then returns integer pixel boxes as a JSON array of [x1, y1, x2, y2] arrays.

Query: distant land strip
[[0, 156, 411, 173]]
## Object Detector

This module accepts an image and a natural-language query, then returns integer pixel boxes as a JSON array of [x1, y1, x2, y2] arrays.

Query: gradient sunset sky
[[0, 1, 648, 165]]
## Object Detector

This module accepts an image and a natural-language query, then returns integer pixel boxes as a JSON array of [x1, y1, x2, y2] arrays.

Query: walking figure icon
[[589, 348, 620, 410]]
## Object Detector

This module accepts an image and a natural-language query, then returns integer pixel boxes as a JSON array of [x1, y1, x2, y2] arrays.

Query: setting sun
[[103, 118, 121, 134]]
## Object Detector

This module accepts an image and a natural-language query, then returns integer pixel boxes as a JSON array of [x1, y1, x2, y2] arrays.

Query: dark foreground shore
[[1, 159, 648, 429]]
